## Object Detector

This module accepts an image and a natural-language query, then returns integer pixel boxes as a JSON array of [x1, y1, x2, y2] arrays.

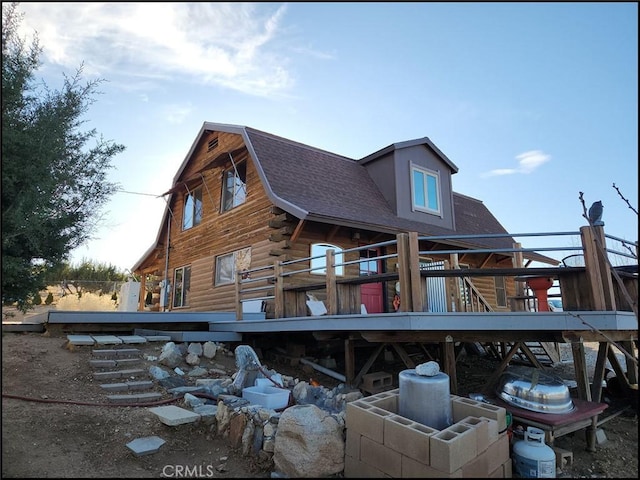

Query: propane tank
[[512, 426, 556, 478]]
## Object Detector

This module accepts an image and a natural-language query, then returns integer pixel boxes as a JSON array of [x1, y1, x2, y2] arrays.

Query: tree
[[1, 3, 125, 312]]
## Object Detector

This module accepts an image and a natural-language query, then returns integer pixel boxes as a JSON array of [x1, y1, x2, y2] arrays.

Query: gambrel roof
[[133, 122, 556, 270]]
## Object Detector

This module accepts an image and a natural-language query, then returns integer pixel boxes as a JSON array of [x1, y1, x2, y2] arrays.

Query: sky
[[12, 2, 639, 273]]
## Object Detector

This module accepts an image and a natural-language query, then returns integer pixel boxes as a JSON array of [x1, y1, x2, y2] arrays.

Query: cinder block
[[360, 436, 402, 477], [115, 348, 142, 357], [485, 433, 510, 474], [384, 414, 436, 464], [459, 416, 490, 453], [90, 359, 117, 368], [369, 392, 399, 412], [127, 380, 154, 391], [451, 397, 507, 432], [488, 463, 504, 478], [552, 445, 573, 468], [362, 371, 393, 392], [503, 458, 512, 478], [92, 349, 119, 358], [344, 454, 389, 478], [430, 423, 477, 473], [100, 382, 128, 392], [461, 449, 490, 478], [479, 416, 499, 443], [346, 401, 392, 443], [115, 358, 141, 366], [345, 428, 361, 460], [402, 455, 464, 478]]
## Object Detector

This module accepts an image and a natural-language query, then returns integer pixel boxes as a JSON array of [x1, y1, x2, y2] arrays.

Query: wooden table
[[490, 396, 608, 452]]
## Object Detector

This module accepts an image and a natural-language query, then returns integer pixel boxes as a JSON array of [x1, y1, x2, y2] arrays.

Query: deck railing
[[235, 225, 638, 320]]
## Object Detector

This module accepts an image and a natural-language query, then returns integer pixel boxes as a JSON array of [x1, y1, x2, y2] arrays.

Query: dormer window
[[411, 164, 441, 215], [221, 161, 247, 212]]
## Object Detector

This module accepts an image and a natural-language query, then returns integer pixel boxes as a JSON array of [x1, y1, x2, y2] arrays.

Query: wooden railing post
[[326, 249, 338, 315], [396, 233, 412, 311], [408, 232, 423, 312], [449, 253, 462, 312], [581, 225, 617, 311], [274, 261, 284, 319], [511, 242, 525, 311]]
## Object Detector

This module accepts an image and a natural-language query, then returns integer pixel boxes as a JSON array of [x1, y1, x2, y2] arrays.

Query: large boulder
[[273, 404, 344, 478]]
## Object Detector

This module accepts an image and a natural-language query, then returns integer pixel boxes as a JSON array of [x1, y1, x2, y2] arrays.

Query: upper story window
[[182, 186, 203, 230], [221, 161, 247, 212], [310, 243, 344, 276], [411, 165, 441, 215]]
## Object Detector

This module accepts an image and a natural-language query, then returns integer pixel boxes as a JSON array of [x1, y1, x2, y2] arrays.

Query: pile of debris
[[146, 341, 362, 477]]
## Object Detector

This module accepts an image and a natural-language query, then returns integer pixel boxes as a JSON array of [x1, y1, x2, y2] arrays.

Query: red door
[[360, 248, 384, 313]]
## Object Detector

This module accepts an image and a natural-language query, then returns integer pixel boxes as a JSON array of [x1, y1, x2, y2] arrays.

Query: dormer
[[358, 137, 459, 231]]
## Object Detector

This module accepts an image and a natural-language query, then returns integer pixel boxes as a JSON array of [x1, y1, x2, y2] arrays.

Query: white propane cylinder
[[512, 426, 556, 478], [398, 368, 452, 430]]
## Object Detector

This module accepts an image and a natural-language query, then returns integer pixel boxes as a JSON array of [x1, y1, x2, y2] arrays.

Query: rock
[[273, 404, 344, 478], [203, 341, 217, 359], [187, 342, 203, 356], [159, 342, 182, 369], [185, 353, 200, 366], [149, 365, 170, 380], [187, 366, 208, 377], [416, 360, 440, 376]]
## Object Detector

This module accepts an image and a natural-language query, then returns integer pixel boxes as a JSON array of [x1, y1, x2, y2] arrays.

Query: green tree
[[44, 258, 127, 295], [1, 3, 125, 312]]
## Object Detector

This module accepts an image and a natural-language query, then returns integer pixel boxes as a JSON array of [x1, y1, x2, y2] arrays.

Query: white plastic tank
[[398, 362, 452, 430], [512, 426, 556, 478]]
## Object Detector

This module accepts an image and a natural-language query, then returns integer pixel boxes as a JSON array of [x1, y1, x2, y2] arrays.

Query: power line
[[116, 189, 164, 198]]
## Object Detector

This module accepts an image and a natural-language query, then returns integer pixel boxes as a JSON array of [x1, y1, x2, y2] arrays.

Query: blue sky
[[14, 2, 638, 272]]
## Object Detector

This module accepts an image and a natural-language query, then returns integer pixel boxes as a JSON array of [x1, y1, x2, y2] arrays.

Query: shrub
[[55, 291, 118, 311], [33, 292, 42, 305], [44, 292, 54, 305]]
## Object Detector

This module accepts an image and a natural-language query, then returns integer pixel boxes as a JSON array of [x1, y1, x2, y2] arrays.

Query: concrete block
[[126, 436, 165, 456], [479, 416, 499, 443], [119, 335, 148, 344], [461, 449, 490, 478], [460, 415, 491, 453], [503, 458, 512, 478], [552, 445, 573, 468], [384, 414, 436, 464], [115, 348, 142, 357], [133, 392, 162, 402], [148, 405, 201, 426], [595, 428, 608, 445], [115, 358, 142, 367], [344, 454, 389, 478], [93, 371, 123, 380], [142, 335, 173, 342], [90, 359, 117, 368], [100, 382, 129, 392], [368, 392, 399, 413], [117, 368, 145, 378], [107, 394, 138, 404], [362, 372, 393, 392], [345, 429, 361, 460], [127, 380, 154, 391], [91, 335, 123, 345], [485, 433, 510, 474], [92, 349, 119, 358], [430, 423, 477, 473], [67, 335, 94, 345], [360, 436, 402, 477], [451, 397, 506, 432], [346, 401, 391, 443]]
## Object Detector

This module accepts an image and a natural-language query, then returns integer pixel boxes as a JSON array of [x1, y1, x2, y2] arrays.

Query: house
[[132, 122, 556, 316]]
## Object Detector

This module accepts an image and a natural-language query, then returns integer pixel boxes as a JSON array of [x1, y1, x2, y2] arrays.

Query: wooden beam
[[390, 343, 415, 368], [482, 342, 524, 395], [326, 225, 340, 242], [326, 250, 338, 315], [345, 338, 355, 387], [353, 343, 386, 388], [442, 336, 458, 394], [478, 253, 493, 269], [409, 232, 423, 312], [591, 342, 609, 402], [290, 219, 305, 243], [571, 341, 592, 401]]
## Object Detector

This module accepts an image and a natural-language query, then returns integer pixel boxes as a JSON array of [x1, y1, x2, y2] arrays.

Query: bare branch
[[612, 183, 638, 215]]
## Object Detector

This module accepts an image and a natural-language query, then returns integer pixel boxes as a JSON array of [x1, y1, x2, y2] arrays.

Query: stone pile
[[145, 341, 363, 477]]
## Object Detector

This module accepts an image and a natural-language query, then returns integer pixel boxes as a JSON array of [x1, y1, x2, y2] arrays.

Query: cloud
[[16, 3, 293, 97], [482, 150, 551, 177]]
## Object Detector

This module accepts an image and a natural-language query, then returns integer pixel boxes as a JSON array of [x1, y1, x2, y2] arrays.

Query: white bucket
[[398, 369, 452, 430]]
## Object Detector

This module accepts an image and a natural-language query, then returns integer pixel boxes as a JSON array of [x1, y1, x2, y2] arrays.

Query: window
[[411, 165, 441, 215], [221, 161, 247, 212], [172, 265, 191, 308], [495, 276, 507, 307], [182, 186, 203, 230], [310, 243, 344, 276], [214, 247, 252, 286]]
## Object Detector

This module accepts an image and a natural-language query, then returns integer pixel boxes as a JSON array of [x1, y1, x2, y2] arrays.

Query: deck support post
[[442, 336, 458, 394], [345, 337, 355, 388]]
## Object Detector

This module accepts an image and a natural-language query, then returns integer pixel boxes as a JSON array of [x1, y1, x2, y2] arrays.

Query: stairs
[[479, 341, 560, 367], [90, 346, 163, 403]]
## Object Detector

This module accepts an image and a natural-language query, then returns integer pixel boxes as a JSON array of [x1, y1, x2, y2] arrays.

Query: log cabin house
[[132, 122, 558, 317]]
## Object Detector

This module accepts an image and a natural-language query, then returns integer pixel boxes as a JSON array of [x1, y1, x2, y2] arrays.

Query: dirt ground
[[2, 329, 638, 478]]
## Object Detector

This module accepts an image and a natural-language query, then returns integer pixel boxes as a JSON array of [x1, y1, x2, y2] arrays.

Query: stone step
[[89, 358, 142, 369], [100, 380, 155, 392], [93, 368, 146, 380], [106, 392, 163, 403], [92, 348, 142, 358]]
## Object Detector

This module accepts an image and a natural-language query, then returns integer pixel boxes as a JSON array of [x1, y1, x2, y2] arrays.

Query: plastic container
[[512, 426, 556, 478], [242, 385, 290, 410], [398, 369, 452, 430]]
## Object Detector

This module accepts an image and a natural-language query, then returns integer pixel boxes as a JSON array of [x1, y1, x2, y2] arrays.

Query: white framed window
[[221, 161, 247, 212], [310, 243, 344, 276], [214, 247, 252, 286], [411, 164, 441, 215], [182, 186, 203, 230], [172, 265, 191, 308]]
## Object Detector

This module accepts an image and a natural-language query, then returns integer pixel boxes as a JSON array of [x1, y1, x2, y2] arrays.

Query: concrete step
[[89, 358, 142, 369], [92, 348, 141, 358], [106, 392, 163, 403], [93, 368, 146, 380], [100, 380, 155, 392]]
